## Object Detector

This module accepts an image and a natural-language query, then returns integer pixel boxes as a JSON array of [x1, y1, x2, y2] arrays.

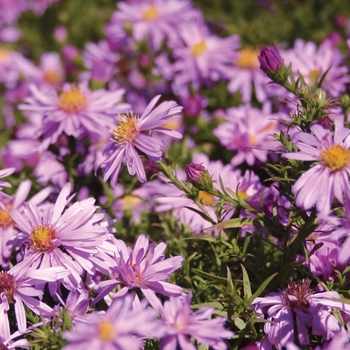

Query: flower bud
[[186, 163, 213, 191], [258, 43, 283, 74]]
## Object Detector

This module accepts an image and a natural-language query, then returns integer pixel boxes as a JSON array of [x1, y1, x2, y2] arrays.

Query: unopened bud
[[185, 163, 213, 191], [258, 43, 283, 74]]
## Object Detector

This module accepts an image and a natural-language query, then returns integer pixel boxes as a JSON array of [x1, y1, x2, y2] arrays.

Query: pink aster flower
[[10, 182, 111, 292], [283, 117, 350, 216], [63, 294, 158, 350], [170, 21, 239, 91], [252, 279, 350, 349], [19, 83, 130, 151], [107, 0, 201, 51], [100, 94, 183, 187], [158, 292, 233, 350], [213, 103, 284, 167], [95, 234, 183, 311], [0, 264, 69, 339]]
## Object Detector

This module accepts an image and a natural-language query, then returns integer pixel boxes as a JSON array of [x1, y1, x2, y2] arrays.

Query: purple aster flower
[[0, 180, 51, 268], [252, 278, 350, 349], [106, 0, 201, 51], [63, 294, 158, 350], [0, 330, 30, 349], [0, 264, 69, 338], [282, 39, 349, 97], [82, 40, 119, 82], [213, 104, 283, 167], [10, 182, 111, 292], [95, 234, 183, 311], [283, 117, 350, 216], [19, 83, 130, 151], [158, 292, 233, 350], [227, 47, 271, 103], [170, 21, 239, 91], [100, 94, 183, 187]]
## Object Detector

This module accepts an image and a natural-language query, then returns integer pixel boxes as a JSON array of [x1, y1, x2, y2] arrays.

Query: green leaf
[[246, 272, 278, 306], [233, 317, 247, 330], [204, 218, 263, 231], [241, 264, 252, 299], [192, 268, 227, 283]]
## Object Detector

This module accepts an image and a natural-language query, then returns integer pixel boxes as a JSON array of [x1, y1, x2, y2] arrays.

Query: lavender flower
[[252, 279, 350, 349], [283, 117, 350, 216], [0, 265, 69, 338], [158, 292, 233, 350], [185, 162, 213, 191], [95, 234, 183, 311], [10, 182, 111, 292], [63, 294, 158, 350], [19, 83, 130, 151], [100, 95, 182, 187]]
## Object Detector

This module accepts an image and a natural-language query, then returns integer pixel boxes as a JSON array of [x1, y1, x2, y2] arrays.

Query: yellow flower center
[[0, 48, 11, 62], [320, 145, 350, 171], [191, 40, 208, 57], [0, 204, 13, 228], [142, 4, 159, 21], [44, 69, 62, 86], [161, 120, 181, 130], [308, 69, 321, 86], [98, 321, 115, 341], [57, 87, 87, 114], [111, 112, 140, 146], [30, 225, 57, 252], [122, 195, 142, 210], [236, 48, 259, 70], [198, 190, 215, 205], [237, 190, 249, 200]]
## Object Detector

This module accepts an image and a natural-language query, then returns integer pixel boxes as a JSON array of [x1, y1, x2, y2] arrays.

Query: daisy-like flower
[[106, 0, 201, 51], [63, 294, 158, 350], [10, 182, 111, 292], [282, 39, 349, 98], [19, 83, 130, 151], [283, 117, 350, 216], [252, 278, 350, 349], [227, 46, 271, 103], [158, 292, 233, 350], [100, 94, 183, 187], [171, 21, 239, 91], [213, 104, 283, 167], [0, 264, 69, 339], [95, 234, 183, 311]]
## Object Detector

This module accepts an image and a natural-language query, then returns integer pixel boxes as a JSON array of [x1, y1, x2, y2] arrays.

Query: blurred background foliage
[[16, 0, 350, 63]]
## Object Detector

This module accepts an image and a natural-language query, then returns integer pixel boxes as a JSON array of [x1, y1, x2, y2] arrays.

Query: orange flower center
[[122, 195, 142, 210], [44, 69, 63, 86], [191, 40, 208, 57], [0, 48, 11, 62], [0, 204, 13, 228], [236, 48, 259, 70], [111, 112, 140, 146], [142, 4, 159, 21], [57, 87, 87, 114], [308, 69, 321, 86], [320, 145, 350, 171], [30, 225, 57, 252], [198, 190, 215, 205], [98, 321, 115, 341]]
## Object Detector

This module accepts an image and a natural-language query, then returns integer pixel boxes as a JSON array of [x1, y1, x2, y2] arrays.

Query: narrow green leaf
[[241, 264, 252, 299], [192, 268, 227, 283], [246, 272, 277, 306], [204, 218, 263, 231]]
